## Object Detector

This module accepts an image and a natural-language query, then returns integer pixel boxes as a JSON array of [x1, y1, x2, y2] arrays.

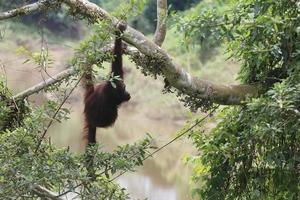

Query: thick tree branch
[[154, 0, 167, 46], [0, 0, 54, 21], [33, 185, 63, 200], [1, 0, 259, 105], [62, 0, 258, 105]]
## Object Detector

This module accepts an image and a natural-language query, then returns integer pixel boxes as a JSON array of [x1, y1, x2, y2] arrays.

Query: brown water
[[118, 173, 177, 200], [49, 104, 194, 200]]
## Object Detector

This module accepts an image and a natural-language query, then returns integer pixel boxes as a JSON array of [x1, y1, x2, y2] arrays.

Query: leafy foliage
[[0, 95, 151, 199], [0, 77, 28, 130], [183, 0, 300, 199], [90, 0, 202, 34], [0, 6, 152, 199], [191, 76, 300, 199], [0, 101, 151, 199], [179, 0, 300, 87], [175, 0, 230, 63]]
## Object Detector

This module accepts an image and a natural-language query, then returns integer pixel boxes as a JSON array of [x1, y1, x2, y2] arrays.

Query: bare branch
[[154, 0, 167, 46], [0, 0, 54, 21], [62, 0, 258, 105], [33, 185, 63, 200], [13, 68, 75, 100]]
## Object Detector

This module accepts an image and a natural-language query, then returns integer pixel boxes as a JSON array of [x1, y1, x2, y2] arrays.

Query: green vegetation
[[1, 2, 155, 197], [181, 0, 300, 199], [0, 0, 299, 199]]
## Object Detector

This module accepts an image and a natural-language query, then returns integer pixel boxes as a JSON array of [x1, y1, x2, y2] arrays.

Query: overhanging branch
[[62, 0, 258, 105], [12, 44, 114, 100], [0, 0, 54, 20], [1, 0, 259, 105]]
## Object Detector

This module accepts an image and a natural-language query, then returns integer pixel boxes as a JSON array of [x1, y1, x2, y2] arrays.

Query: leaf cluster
[[178, 0, 300, 87], [0, 77, 28, 130], [0, 99, 152, 199], [191, 73, 300, 199], [183, 0, 300, 199]]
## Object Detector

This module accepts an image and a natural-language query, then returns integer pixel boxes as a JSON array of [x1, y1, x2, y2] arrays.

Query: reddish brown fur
[[83, 24, 130, 145]]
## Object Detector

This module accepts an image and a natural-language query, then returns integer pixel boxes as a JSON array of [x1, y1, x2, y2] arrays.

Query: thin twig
[[109, 106, 219, 182], [34, 75, 83, 153], [57, 106, 219, 197], [13, 44, 114, 101]]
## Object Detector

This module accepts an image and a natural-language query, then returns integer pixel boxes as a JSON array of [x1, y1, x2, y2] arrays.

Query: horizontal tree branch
[[1, 0, 259, 105], [0, 0, 53, 21], [13, 68, 75, 100], [62, 0, 258, 105]]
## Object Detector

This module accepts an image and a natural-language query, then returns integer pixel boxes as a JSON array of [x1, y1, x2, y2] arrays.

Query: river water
[[118, 174, 177, 200]]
